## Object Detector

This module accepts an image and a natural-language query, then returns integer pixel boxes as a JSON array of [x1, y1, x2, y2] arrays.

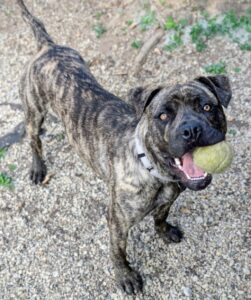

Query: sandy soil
[[0, 0, 250, 299]]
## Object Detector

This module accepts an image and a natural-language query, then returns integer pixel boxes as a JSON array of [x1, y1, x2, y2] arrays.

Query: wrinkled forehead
[[179, 82, 218, 104], [154, 82, 218, 109]]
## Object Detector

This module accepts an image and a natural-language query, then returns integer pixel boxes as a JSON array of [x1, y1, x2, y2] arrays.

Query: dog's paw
[[118, 269, 143, 295], [30, 160, 47, 184], [166, 224, 183, 243], [156, 222, 183, 243]]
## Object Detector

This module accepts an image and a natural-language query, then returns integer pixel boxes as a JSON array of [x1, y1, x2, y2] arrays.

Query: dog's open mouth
[[170, 152, 212, 190], [172, 152, 207, 180]]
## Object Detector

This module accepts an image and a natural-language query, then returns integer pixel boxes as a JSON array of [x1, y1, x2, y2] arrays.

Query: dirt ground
[[0, 0, 250, 299]]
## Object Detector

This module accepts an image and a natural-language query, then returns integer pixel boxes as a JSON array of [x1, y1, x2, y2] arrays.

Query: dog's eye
[[159, 113, 169, 121], [203, 104, 212, 112]]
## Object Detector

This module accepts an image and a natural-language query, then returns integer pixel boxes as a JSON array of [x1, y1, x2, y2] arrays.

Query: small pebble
[[183, 287, 192, 297]]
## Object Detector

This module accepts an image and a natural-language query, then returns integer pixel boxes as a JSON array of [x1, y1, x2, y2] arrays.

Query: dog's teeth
[[174, 158, 181, 166], [190, 172, 208, 181]]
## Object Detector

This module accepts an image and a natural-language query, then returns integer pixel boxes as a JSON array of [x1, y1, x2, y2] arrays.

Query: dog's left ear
[[127, 86, 162, 117], [195, 75, 232, 108]]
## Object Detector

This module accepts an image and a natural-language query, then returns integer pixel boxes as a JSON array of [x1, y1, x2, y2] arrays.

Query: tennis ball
[[193, 141, 233, 174]]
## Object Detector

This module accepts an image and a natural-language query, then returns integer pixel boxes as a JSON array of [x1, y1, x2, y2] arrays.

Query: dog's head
[[130, 75, 232, 191]]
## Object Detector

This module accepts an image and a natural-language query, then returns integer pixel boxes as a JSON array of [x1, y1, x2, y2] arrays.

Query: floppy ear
[[127, 86, 162, 117], [195, 75, 232, 108]]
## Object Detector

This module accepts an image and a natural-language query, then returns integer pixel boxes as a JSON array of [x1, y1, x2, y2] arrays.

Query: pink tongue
[[181, 153, 205, 178]]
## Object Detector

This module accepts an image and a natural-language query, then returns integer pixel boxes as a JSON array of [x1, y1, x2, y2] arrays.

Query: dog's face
[[130, 75, 232, 191]]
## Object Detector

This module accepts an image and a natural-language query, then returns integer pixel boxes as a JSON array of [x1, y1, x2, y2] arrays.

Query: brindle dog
[[17, 0, 232, 295]]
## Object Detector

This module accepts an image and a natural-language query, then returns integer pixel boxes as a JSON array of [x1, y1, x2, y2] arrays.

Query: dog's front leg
[[153, 183, 183, 243], [108, 187, 144, 295]]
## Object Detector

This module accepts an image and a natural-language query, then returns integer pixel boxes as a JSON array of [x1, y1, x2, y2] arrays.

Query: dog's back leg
[[28, 113, 47, 184], [20, 74, 47, 184]]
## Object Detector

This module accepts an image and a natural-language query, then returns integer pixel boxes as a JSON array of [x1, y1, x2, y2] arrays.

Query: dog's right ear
[[127, 86, 162, 118]]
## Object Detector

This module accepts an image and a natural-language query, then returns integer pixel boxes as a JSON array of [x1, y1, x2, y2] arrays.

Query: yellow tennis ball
[[193, 141, 233, 174]]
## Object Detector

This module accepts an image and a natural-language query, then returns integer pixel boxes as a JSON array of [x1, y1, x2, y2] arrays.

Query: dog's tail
[[17, 0, 54, 50]]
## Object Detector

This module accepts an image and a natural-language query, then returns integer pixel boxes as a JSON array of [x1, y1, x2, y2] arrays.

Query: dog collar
[[135, 137, 170, 181]]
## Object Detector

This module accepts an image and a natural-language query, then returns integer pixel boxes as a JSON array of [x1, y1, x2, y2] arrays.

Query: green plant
[[8, 164, 16, 171], [164, 32, 183, 51], [162, 9, 251, 52], [93, 23, 107, 38], [126, 19, 133, 26], [131, 39, 142, 49], [159, 0, 166, 5], [95, 12, 103, 20], [164, 16, 177, 30], [179, 18, 189, 28], [233, 67, 241, 73], [227, 128, 237, 137], [164, 16, 188, 31], [139, 10, 156, 31], [55, 132, 65, 142], [222, 10, 240, 32], [0, 147, 7, 159], [163, 17, 188, 51], [200, 10, 210, 20], [190, 22, 208, 51], [0, 173, 14, 189], [190, 17, 221, 52], [190, 9, 251, 52], [239, 43, 251, 51], [204, 61, 227, 75], [196, 40, 207, 52]]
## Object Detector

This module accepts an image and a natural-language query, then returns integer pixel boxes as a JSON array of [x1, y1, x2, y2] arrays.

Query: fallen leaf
[[42, 173, 55, 185]]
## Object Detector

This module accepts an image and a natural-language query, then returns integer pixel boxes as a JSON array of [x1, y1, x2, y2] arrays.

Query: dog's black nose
[[181, 122, 202, 142]]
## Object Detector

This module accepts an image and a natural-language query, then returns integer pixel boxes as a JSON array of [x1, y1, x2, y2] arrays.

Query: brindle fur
[[17, 0, 231, 295]]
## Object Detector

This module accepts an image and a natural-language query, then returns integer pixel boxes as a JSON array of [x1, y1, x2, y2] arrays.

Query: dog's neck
[[135, 136, 170, 182]]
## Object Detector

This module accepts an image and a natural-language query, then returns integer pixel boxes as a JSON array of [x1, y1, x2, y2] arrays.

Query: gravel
[[0, 0, 250, 299]]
